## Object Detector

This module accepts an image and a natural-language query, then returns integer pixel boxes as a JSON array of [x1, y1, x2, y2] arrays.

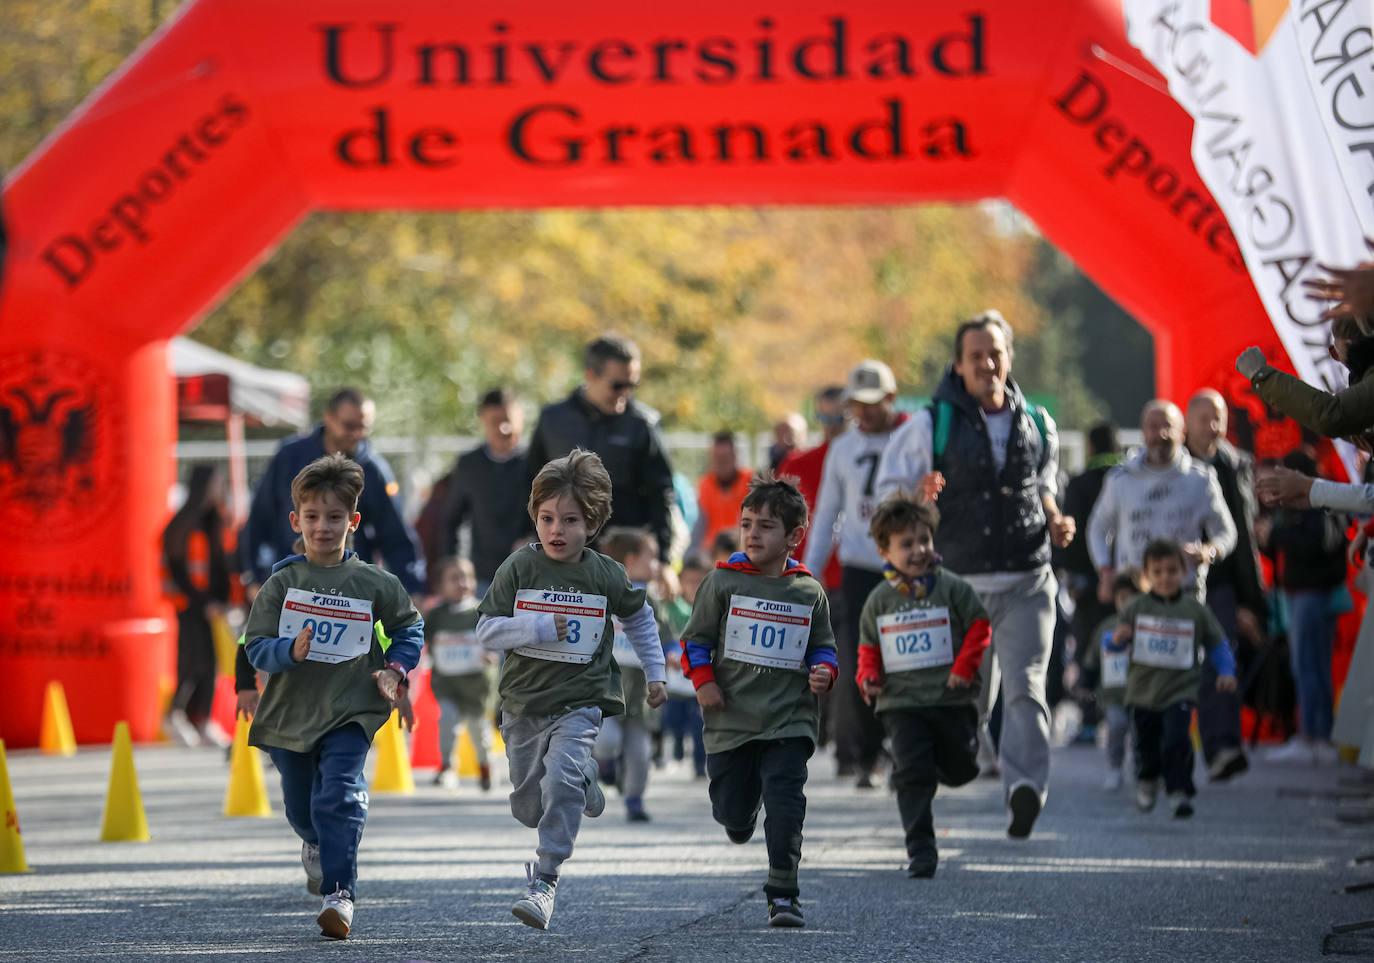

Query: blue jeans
[[267, 724, 371, 896], [661, 697, 706, 775], [1285, 590, 1336, 741]]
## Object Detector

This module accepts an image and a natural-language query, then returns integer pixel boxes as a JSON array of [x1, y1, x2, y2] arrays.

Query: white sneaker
[[301, 842, 322, 895], [165, 710, 201, 747], [1136, 778, 1159, 813], [511, 862, 556, 929], [317, 888, 353, 939], [1266, 739, 1316, 764], [1311, 741, 1342, 765], [1101, 769, 1123, 791]]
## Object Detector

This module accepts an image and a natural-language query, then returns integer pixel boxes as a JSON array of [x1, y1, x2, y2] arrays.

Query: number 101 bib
[[512, 590, 607, 664], [1132, 614, 1195, 670], [876, 607, 954, 672], [278, 588, 374, 664], [723, 595, 812, 670]]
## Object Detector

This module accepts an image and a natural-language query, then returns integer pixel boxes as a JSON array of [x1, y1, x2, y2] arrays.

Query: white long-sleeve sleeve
[[802, 444, 844, 575], [476, 612, 559, 651], [621, 603, 667, 684], [875, 410, 934, 502], [1311, 478, 1374, 514], [1087, 475, 1120, 570]]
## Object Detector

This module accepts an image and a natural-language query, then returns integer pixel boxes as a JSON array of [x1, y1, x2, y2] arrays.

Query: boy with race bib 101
[[855, 494, 990, 879], [476, 449, 667, 930], [243, 453, 424, 941], [679, 472, 838, 928], [1112, 537, 1238, 819]]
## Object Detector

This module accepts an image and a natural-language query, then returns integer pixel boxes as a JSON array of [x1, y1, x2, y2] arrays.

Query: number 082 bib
[[1132, 614, 1196, 670], [723, 595, 812, 670], [278, 588, 374, 664], [512, 589, 607, 664], [876, 607, 954, 672]]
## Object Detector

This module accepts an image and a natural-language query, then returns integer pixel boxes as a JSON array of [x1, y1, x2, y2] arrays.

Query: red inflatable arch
[[0, 0, 1276, 745]]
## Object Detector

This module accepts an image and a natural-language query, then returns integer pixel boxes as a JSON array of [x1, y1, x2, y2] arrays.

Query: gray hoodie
[[1087, 447, 1237, 591]]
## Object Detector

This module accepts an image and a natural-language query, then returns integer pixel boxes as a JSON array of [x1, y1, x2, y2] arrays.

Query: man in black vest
[[877, 311, 1075, 838]]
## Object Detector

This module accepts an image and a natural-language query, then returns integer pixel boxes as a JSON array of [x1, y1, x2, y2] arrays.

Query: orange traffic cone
[[99, 722, 150, 842], [223, 716, 271, 817], [371, 710, 414, 794], [0, 740, 29, 873], [39, 681, 76, 756]]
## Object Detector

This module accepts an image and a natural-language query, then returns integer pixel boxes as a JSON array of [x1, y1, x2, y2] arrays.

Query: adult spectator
[[1184, 390, 1266, 781], [527, 334, 676, 564], [769, 412, 808, 470], [1235, 315, 1374, 440], [876, 310, 1074, 839], [440, 387, 532, 594], [241, 387, 426, 593], [803, 360, 910, 788], [692, 431, 753, 555]]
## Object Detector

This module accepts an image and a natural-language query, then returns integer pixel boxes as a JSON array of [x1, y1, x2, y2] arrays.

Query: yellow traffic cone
[[223, 717, 271, 817], [457, 729, 481, 778], [491, 712, 504, 754], [0, 740, 29, 873], [371, 710, 414, 794], [100, 722, 150, 842], [39, 681, 77, 756]]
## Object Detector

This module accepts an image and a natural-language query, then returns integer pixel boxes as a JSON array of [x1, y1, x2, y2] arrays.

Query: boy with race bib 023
[[1112, 538, 1237, 819], [424, 556, 497, 791], [855, 495, 990, 879], [476, 449, 667, 930], [243, 453, 424, 941], [679, 472, 838, 928]]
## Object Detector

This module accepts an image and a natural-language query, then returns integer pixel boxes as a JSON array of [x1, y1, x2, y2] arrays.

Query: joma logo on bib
[[543, 592, 582, 602], [754, 600, 792, 613], [311, 595, 350, 606]]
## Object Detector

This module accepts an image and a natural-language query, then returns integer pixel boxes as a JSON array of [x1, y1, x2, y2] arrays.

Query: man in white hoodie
[[1088, 400, 1237, 605]]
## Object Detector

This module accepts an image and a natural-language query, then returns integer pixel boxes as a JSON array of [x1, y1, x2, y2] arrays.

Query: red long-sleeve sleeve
[[950, 618, 991, 681], [856, 644, 883, 689]]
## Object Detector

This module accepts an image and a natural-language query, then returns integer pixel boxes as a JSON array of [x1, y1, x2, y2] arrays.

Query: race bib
[[1100, 630, 1129, 688], [723, 594, 812, 670], [610, 617, 641, 668], [278, 588, 374, 665], [876, 607, 954, 672], [1132, 614, 1196, 670], [431, 630, 485, 675], [511, 589, 606, 664]]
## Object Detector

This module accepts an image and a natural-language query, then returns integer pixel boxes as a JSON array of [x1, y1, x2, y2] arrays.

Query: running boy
[[476, 449, 667, 930], [855, 495, 990, 878], [1080, 568, 1144, 791], [1113, 538, 1237, 818], [243, 453, 423, 940], [680, 472, 838, 927], [425, 557, 496, 791]]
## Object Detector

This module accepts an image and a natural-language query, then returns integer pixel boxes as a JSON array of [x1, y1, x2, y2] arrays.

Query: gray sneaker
[[582, 758, 606, 818], [301, 842, 322, 895], [1136, 778, 1159, 813], [317, 888, 353, 940], [511, 862, 556, 930]]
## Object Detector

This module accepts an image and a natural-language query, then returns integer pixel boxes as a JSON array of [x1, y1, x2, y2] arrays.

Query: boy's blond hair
[[527, 448, 614, 536], [291, 453, 364, 512]]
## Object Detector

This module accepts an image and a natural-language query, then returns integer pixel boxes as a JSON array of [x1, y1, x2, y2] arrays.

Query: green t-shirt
[[245, 556, 420, 753], [1120, 592, 1225, 711], [424, 599, 495, 712], [857, 571, 987, 712], [479, 544, 647, 718], [680, 566, 836, 754]]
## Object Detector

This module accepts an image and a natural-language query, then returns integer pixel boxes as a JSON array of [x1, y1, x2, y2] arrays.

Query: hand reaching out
[[1302, 243, 1374, 322], [696, 681, 724, 709]]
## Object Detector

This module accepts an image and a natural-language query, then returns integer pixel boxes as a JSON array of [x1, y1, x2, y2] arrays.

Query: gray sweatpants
[[969, 567, 1056, 805], [501, 706, 602, 878], [593, 715, 652, 800]]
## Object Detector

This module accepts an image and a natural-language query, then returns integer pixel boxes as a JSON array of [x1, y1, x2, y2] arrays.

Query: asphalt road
[[1, 732, 1371, 962]]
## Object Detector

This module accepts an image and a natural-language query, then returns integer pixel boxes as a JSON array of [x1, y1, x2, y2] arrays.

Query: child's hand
[[290, 625, 313, 662], [554, 614, 568, 641], [646, 681, 667, 709], [372, 667, 405, 703], [696, 681, 724, 709], [946, 672, 973, 689], [859, 678, 883, 704], [1111, 625, 1131, 648], [235, 689, 260, 720], [808, 665, 833, 693], [393, 687, 416, 731], [1216, 675, 1238, 693]]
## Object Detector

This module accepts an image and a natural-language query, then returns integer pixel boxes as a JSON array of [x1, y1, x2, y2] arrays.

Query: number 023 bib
[[512, 590, 607, 664], [278, 588, 374, 665], [723, 595, 812, 670], [1132, 614, 1195, 670], [876, 607, 954, 672]]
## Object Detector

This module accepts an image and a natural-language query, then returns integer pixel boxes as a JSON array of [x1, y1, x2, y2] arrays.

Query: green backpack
[[930, 399, 1049, 470]]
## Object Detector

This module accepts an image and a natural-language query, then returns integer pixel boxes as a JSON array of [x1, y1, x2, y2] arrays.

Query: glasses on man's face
[[611, 380, 639, 393]]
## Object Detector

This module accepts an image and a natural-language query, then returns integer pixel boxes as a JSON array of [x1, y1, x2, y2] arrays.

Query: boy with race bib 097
[[679, 472, 838, 928], [855, 495, 990, 879], [243, 453, 424, 941], [476, 449, 667, 930], [1112, 538, 1237, 818], [424, 556, 497, 791]]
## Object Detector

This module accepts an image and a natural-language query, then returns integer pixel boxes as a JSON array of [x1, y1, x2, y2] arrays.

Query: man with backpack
[[876, 310, 1075, 839]]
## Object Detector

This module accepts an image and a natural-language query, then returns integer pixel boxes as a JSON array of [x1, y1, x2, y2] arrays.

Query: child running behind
[[476, 449, 667, 930], [243, 453, 423, 940], [1080, 568, 1145, 791], [1113, 538, 1237, 818], [680, 472, 838, 928], [425, 557, 497, 791], [855, 494, 990, 878]]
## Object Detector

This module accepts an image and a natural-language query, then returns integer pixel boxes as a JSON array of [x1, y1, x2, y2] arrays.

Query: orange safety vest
[[164, 529, 211, 612], [697, 468, 753, 553]]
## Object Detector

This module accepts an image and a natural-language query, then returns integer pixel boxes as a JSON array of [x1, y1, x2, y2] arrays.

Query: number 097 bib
[[278, 588, 374, 665], [876, 607, 954, 672], [723, 595, 812, 670], [1132, 614, 1196, 670], [512, 590, 607, 664]]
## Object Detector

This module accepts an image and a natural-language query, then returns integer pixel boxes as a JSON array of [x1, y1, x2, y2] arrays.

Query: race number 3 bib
[[512, 590, 607, 664], [278, 588, 374, 665], [723, 595, 812, 670], [432, 630, 485, 675], [611, 617, 640, 668], [876, 607, 954, 672], [1100, 630, 1129, 688], [1132, 615, 1196, 670]]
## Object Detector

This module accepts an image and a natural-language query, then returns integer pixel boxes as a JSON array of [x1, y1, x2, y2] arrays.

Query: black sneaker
[[855, 772, 875, 790], [627, 806, 651, 823], [1206, 747, 1249, 782], [726, 822, 756, 844], [907, 852, 938, 878], [1007, 784, 1041, 839], [1169, 792, 1195, 819], [768, 897, 805, 927]]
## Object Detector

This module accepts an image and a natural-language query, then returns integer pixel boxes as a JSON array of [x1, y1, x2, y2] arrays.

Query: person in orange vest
[[692, 431, 753, 556], [163, 463, 232, 746]]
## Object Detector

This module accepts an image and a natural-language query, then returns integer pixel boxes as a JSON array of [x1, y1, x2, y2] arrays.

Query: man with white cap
[[803, 359, 909, 788], [876, 310, 1075, 839]]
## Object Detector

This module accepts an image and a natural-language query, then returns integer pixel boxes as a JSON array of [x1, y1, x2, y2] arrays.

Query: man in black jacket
[[528, 335, 676, 564]]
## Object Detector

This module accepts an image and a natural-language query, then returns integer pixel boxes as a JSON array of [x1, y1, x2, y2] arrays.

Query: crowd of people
[[161, 259, 1374, 938]]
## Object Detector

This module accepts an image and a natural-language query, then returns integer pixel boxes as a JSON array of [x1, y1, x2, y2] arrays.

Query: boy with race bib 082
[[243, 453, 424, 941], [855, 494, 990, 879], [679, 472, 838, 928], [476, 449, 667, 930], [424, 556, 497, 791], [1112, 537, 1237, 819]]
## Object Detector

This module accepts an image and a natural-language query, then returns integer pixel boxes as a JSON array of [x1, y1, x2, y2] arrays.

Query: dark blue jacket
[[241, 426, 427, 592]]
